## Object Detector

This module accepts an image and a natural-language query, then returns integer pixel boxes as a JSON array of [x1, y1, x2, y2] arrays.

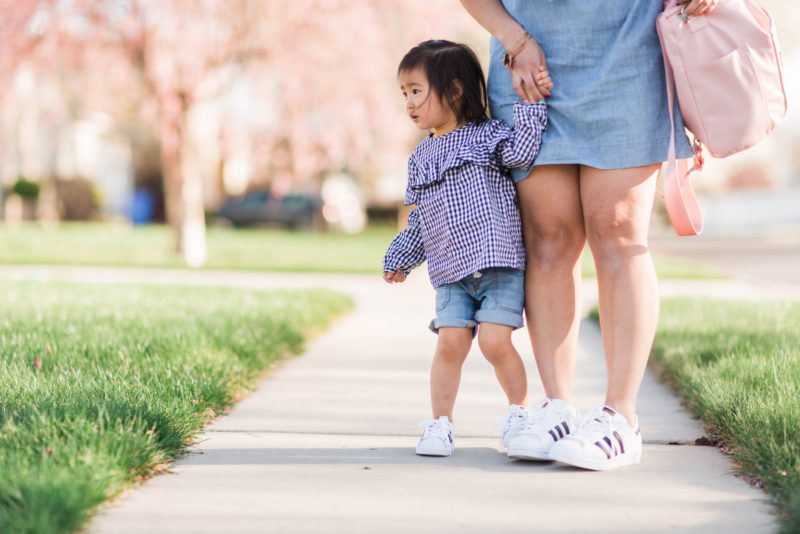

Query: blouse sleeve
[[494, 101, 548, 169], [382, 208, 425, 276]]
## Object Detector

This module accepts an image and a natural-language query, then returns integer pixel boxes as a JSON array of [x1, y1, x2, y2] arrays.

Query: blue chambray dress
[[487, 0, 693, 181]]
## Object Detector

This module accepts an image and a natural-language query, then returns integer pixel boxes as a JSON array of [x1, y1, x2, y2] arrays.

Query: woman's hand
[[678, 0, 720, 16], [457, 1, 550, 100], [509, 38, 550, 102]]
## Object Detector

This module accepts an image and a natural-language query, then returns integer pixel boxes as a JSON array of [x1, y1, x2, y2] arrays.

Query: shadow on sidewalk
[[179, 445, 570, 474]]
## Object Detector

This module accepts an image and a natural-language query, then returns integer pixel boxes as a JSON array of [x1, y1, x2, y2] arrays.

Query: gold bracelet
[[503, 33, 531, 68]]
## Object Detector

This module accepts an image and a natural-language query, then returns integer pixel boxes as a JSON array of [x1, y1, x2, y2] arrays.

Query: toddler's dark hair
[[398, 40, 488, 123]]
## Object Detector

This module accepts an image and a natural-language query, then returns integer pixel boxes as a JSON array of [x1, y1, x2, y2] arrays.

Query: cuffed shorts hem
[[474, 309, 524, 329], [428, 317, 478, 337], [428, 267, 524, 335]]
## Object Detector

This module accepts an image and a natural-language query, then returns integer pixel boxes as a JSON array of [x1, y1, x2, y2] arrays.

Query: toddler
[[383, 40, 551, 456]]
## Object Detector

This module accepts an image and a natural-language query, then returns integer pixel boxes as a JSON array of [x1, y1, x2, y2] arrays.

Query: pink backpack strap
[[657, 17, 704, 236]]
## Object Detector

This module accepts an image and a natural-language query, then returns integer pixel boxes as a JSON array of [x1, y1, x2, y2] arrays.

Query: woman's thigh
[[578, 164, 660, 253], [516, 165, 585, 265]]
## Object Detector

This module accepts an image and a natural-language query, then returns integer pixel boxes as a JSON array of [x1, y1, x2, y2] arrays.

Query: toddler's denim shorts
[[429, 267, 524, 334]]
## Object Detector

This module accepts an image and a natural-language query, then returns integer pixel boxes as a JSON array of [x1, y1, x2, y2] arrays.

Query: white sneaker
[[507, 398, 578, 461], [416, 416, 454, 456], [497, 404, 531, 448], [549, 405, 642, 471]]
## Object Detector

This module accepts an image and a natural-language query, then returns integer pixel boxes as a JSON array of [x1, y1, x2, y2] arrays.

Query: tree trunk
[[180, 119, 207, 268], [159, 92, 206, 266], [161, 141, 184, 255]]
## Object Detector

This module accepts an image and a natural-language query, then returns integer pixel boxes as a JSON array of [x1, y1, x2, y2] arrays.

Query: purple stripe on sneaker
[[613, 431, 625, 454], [595, 440, 612, 459], [602, 436, 616, 456]]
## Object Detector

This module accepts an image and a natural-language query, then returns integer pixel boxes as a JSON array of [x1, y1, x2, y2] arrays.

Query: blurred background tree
[[0, 0, 485, 265], [0, 0, 798, 261]]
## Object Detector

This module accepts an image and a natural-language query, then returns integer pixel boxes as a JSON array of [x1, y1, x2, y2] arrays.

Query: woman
[[460, 0, 718, 470]]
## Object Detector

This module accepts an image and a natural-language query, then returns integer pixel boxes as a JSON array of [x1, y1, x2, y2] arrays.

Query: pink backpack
[[657, 0, 788, 235]]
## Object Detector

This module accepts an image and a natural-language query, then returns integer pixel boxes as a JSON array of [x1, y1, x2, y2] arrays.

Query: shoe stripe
[[555, 425, 564, 439], [613, 431, 625, 454], [594, 440, 612, 459], [561, 421, 570, 435], [602, 436, 618, 457], [548, 429, 558, 442]]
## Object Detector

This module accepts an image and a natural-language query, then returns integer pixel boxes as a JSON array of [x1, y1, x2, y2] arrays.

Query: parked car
[[214, 190, 321, 229]]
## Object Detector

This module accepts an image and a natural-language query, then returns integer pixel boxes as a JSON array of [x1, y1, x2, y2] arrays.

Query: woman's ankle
[[602, 401, 636, 425]]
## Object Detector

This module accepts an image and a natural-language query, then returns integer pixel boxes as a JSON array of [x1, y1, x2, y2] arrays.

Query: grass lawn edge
[[0, 282, 354, 534]]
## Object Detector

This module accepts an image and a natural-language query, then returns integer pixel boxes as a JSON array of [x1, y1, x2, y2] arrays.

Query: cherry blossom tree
[[0, 0, 487, 264]]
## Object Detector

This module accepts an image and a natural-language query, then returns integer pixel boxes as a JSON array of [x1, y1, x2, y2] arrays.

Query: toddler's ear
[[450, 79, 464, 100]]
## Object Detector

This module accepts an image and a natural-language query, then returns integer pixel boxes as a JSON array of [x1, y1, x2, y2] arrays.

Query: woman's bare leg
[[579, 164, 660, 423], [516, 164, 585, 402]]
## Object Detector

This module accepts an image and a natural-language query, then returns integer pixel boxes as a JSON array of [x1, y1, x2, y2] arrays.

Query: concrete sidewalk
[[650, 227, 800, 300], [0, 266, 778, 533]]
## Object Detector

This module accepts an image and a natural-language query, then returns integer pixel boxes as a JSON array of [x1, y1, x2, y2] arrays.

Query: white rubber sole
[[507, 447, 552, 461], [416, 445, 453, 457], [550, 448, 642, 471]]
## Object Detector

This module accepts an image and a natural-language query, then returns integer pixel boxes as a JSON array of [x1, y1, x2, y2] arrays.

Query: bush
[[10, 178, 40, 200]]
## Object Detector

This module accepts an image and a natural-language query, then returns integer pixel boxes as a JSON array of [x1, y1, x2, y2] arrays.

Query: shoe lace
[[521, 397, 563, 433], [419, 419, 450, 440], [572, 407, 613, 445], [495, 405, 529, 433]]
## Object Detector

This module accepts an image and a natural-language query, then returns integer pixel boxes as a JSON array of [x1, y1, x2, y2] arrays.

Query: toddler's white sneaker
[[549, 405, 642, 470], [498, 404, 531, 448], [507, 398, 578, 460], [416, 415, 454, 456]]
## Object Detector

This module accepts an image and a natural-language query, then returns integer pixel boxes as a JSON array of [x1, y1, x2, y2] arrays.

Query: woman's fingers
[[680, 0, 719, 16], [512, 71, 544, 102], [518, 74, 545, 103]]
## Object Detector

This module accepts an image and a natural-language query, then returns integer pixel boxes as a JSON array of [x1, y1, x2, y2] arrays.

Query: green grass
[[0, 222, 725, 279], [0, 223, 395, 273], [651, 298, 800, 532], [0, 282, 352, 534]]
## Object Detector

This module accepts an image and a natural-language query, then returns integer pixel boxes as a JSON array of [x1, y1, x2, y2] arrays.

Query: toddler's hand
[[383, 271, 406, 283], [536, 66, 553, 93], [523, 66, 553, 103]]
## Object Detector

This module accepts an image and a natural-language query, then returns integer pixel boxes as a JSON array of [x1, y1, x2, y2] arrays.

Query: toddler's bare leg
[[430, 327, 473, 421], [478, 323, 528, 406]]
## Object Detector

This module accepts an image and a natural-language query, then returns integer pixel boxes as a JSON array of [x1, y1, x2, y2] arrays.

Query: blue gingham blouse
[[383, 102, 547, 288]]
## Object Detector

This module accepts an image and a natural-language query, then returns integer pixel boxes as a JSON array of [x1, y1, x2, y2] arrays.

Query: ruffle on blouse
[[404, 187, 419, 206], [404, 102, 545, 205]]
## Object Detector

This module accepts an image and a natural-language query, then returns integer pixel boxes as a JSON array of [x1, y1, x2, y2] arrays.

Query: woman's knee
[[523, 220, 586, 270], [516, 165, 585, 269], [580, 164, 658, 265], [585, 214, 650, 269]]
